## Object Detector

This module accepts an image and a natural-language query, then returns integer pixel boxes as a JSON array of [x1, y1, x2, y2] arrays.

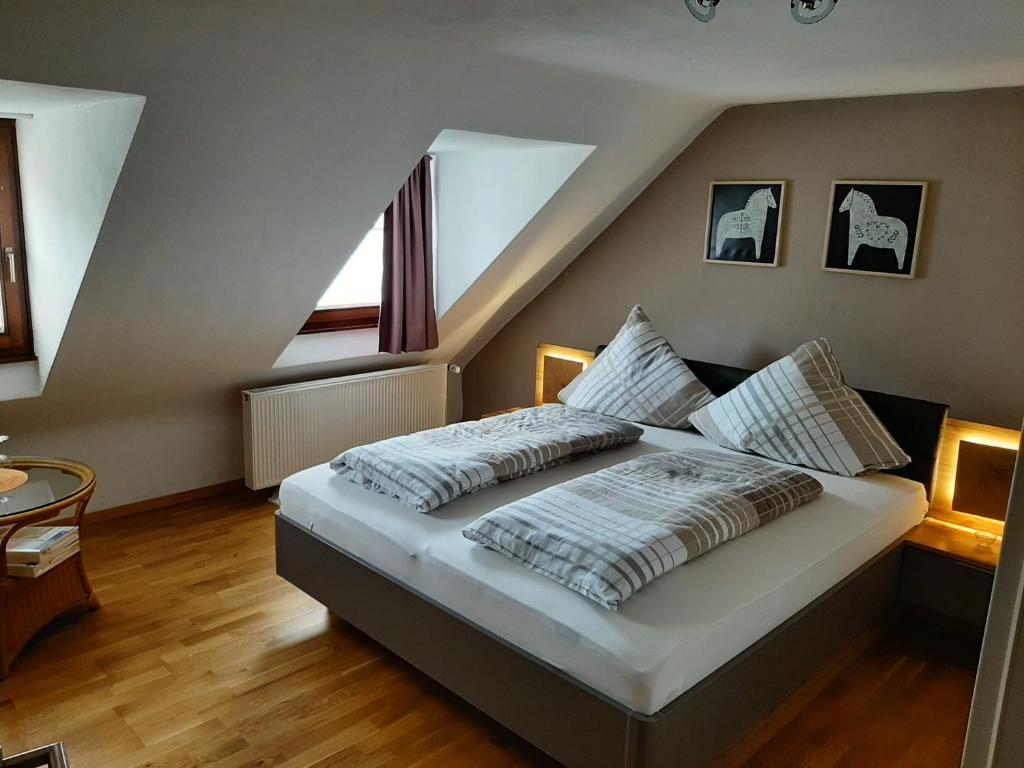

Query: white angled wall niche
[[432, 130, 594, 317], [272, 129, 594, 371], [0, 79, 144, 401]]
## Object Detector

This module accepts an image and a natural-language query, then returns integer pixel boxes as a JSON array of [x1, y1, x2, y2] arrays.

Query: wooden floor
[[714, 619, 979, 768], [0, 492, 979, 767]]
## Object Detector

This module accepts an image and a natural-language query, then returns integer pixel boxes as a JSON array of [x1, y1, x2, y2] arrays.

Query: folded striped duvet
[[462, 449, 823, 609], [330, 405, 643, 514]]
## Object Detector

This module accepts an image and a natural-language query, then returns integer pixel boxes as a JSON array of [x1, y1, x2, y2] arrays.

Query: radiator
[[242, 364, 449, 490]]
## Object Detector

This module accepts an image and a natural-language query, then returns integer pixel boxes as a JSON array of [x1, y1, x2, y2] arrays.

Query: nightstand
[[900, 518, 999, 630]]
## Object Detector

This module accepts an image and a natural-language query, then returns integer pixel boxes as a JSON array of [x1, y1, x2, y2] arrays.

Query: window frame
[[0, 119, 34, 363], [299, 304, 381, 335]]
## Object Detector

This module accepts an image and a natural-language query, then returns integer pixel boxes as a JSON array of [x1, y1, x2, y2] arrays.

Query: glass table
[[0, 457, 98, 678]]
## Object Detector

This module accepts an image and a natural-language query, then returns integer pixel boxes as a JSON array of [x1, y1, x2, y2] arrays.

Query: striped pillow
[[559, 305, 714, 429], [689, 338, 910, 476]]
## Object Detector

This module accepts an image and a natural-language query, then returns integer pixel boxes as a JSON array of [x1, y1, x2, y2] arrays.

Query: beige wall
[[464, 88, 1024, 429]]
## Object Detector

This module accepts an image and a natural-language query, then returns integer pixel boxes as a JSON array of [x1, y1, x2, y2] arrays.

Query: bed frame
[[276, 358, 948, 768]]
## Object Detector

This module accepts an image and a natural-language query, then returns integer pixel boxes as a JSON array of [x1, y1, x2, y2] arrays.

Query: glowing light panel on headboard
[[932, 419, 1022, 534], [535, 344, 595, 406], [953, 441, 1017, 521]]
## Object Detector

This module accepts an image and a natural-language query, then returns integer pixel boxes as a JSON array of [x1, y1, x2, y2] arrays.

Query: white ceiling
[[469, 1, 1024, 100], [0, 1, 1022, 506]]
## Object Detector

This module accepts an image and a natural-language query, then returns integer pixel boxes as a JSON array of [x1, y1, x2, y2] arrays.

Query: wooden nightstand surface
[[904, 517, 1000, 572]]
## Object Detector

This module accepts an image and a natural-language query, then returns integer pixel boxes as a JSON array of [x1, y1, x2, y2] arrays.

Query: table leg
[[0, 493, 100, 678]]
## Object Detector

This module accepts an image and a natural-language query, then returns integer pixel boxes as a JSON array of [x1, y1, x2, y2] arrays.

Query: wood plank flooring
[[714, 619, 979, 768], [0, 492, 978, 767]]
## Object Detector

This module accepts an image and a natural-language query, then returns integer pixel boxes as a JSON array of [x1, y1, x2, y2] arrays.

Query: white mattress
[[279, 425, 926, 716]]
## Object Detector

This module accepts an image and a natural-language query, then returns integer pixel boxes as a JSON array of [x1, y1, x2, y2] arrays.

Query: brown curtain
[[379, 156, 439, 354]]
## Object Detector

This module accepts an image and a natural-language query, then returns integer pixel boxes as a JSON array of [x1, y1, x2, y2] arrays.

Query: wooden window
[[299, 214, 384, 335], [299, 305, 381, 335], [0, 119, 33, 363]]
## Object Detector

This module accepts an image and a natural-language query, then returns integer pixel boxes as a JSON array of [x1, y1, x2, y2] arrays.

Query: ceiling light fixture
[[684, 0, 838, 25], [684, 0, 719, 22], [791, 0, 838, 24]]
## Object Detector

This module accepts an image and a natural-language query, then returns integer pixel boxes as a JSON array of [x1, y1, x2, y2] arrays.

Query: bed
[[276, 358, 948, 768]]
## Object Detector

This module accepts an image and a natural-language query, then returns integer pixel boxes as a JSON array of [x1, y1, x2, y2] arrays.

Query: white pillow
[[689, 338, 910, 476], [558, 305, 714, 429]]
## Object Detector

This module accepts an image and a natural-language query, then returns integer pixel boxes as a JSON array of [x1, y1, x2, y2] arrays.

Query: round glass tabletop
[[0, 458, 95, 520]]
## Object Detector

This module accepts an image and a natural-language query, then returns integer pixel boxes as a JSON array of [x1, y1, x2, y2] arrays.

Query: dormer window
[[299, 214, 383, 334]]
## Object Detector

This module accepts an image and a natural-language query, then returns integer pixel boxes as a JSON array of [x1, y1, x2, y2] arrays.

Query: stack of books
[[4, 526, 80, 578]]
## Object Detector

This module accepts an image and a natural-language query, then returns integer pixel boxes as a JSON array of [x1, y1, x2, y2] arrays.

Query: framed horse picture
[[822, 180, 928, 279], [703, 180, 786, 267]]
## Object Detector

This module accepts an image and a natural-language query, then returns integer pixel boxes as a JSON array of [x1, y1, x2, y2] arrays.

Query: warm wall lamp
[[953, 440, 1018, 523], [684, 0, 838, 24], [535, 344, 594, 407], [929, 419, 1021, 541]]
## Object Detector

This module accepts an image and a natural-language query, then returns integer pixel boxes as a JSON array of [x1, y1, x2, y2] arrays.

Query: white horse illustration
[[839, 189, 909, 270], [716, 188, 776, 261]]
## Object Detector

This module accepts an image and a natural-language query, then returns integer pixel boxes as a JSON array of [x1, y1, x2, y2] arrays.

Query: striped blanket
[[330, 405, 643, 514], [462, 449, 823, 609]]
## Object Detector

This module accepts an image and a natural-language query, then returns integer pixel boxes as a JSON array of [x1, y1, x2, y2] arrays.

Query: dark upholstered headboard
[[594, 346, 949, 499]]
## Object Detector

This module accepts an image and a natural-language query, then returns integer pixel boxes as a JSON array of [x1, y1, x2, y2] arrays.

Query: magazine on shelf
[[5, 543, 79, 578], [3, 526, 79, 564]]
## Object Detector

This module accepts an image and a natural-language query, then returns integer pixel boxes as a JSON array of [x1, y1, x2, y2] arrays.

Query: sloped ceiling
[[0, 1, 1022, 508]]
